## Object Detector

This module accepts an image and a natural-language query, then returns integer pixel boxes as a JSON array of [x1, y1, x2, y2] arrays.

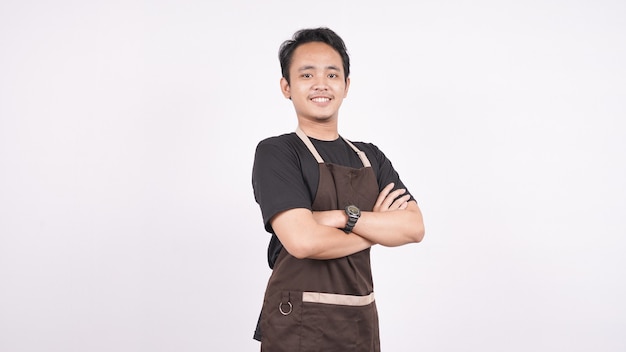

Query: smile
[[311, 97, 331, 103]]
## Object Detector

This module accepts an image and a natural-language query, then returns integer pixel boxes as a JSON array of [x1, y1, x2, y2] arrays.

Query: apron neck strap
[[295, 127, 371, 167], [296, 128, 324, 163], [344, 138, 372, 168]]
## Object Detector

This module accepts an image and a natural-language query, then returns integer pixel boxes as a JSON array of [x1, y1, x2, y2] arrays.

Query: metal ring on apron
[[279, 301, 293, 316]]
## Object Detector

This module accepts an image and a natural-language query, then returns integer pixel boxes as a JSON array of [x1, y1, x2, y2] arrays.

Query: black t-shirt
[[252, 132, 414, 268]]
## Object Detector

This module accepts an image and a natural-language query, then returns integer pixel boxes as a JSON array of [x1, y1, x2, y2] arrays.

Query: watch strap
[[343, 217, 357, 233]]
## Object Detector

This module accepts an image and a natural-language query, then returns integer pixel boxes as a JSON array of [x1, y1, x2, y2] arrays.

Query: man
[[252, 27, 425, 351]]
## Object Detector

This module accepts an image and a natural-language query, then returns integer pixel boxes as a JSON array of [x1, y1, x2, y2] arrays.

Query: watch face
[[347, 205, 360, 216]]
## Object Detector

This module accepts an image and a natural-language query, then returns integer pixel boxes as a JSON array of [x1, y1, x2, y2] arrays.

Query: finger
[[382, 189, 406, 209], [381, 188, 406, 210], [374, 183, 395, 210], [390, 194, 411, 210]]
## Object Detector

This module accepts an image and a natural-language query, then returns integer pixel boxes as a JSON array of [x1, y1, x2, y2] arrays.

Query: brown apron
[[260, 128, 381, 352]]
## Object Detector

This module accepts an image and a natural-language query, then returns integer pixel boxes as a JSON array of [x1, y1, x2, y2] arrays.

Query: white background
[[1, 1, 625, 351]]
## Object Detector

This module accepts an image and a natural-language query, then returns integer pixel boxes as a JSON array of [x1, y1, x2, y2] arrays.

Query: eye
[[302, 73, 312, 78], [328, 73, 338, 79]]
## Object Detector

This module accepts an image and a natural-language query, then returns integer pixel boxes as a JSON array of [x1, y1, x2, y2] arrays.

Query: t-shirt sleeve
[[252, 138, 313, 233], [366, 143, 417, 203]]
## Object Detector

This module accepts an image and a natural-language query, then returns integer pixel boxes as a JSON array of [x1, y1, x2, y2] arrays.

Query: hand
[[373, 183, 410, 212]]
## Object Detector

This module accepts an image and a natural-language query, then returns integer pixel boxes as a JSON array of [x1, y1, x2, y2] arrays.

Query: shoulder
[[255, 132, 304, 158], [256, 132, 305, 152], [254, 132, 319, 170], [348, 139, 395, 175], [256, 132, 300, 149], [349, 140, 386, 159]]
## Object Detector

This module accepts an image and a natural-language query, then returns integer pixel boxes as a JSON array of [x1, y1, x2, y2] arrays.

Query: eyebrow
[[297, 65, 341, 71]]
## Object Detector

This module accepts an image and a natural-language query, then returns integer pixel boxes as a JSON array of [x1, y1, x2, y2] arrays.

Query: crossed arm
[[270, 183, 425, 260]]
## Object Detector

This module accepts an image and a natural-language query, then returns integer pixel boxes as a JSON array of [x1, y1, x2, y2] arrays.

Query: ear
[[343, 77, 351, 98], [280, 77, 291, 99]]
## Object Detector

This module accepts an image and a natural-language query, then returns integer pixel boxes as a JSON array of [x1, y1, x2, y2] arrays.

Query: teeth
[[312, 97, 330, 103]]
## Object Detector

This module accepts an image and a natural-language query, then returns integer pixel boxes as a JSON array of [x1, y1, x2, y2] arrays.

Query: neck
[[297, 119, 339, 141]]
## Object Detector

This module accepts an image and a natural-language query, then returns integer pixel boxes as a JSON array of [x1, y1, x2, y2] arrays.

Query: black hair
[[278, 27, 350, 84]]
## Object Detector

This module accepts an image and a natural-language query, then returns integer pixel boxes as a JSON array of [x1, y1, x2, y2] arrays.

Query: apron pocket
[[300, 301, 375, 352], [262, 291, 378, 352]]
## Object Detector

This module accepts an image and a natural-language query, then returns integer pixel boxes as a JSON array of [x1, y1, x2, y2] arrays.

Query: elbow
[[283, 240, 316, 259], [413, 225, 425, 243], [410, 221, 425, 243], [409, 207, 425, 243], [288, 247, 309, 260]]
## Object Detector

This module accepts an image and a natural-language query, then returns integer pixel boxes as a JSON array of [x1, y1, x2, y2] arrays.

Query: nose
[[312, 76, 329, 90]]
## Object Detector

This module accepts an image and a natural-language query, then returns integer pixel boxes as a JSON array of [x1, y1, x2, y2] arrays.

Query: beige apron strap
[[295, 127, 372, 168], [296, 127, 324, 163], [342, 138, 372, 168]]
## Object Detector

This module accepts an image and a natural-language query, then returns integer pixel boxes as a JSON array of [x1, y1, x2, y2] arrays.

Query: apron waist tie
[[302, 292, 375, 306]]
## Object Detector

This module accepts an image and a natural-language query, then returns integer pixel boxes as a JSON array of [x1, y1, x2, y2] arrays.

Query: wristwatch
[[343, 205, 361, 233]]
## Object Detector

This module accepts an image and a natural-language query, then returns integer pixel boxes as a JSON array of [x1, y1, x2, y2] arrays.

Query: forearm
[[315, 202, 425, 247], [300, 225, 374, 260], [272, 208, 374, 260], [353, 206, 424, 246]]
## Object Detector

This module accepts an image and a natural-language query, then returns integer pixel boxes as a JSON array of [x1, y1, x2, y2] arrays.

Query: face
[[281, 42, 350, 124]]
